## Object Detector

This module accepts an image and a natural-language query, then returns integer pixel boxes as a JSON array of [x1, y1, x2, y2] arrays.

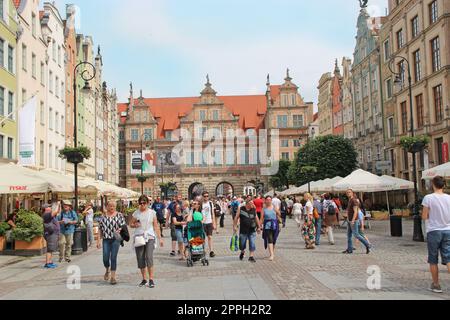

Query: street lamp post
[[73, 62, 96, 212], [138, 133, 151, 195], [389, 54, 424, 242]]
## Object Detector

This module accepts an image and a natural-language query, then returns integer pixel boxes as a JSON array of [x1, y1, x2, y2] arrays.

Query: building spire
[[334, 59, 341, 74]]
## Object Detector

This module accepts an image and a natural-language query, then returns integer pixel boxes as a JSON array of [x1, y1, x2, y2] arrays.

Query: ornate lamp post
[[388, 54, 424, 242], [73, 62, 96, 212]]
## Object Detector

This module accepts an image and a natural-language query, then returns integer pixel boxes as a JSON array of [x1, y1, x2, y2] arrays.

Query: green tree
[[269, 159, 292, 191], [289, 135, 358, 186]]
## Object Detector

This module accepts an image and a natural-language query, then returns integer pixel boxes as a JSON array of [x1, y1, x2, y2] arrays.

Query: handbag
[[134, 234, 146, 248]]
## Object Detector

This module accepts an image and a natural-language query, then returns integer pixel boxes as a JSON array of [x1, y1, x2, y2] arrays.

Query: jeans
[[239, 232, 256, 252], [103, 239, 120, 272], [86, 222, 94, 247], [315, 218, 322, 245], [281, 211, 287, 226], [346, 220, 370, 252]]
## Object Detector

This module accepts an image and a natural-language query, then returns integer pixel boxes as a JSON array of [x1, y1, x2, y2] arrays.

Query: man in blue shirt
[[230, 197, 241, 220], [313, 195, 324, 246], [57, 201, 78, 263]]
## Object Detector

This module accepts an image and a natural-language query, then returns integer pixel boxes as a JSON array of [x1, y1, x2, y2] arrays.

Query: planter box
[[402, 209, 411, 218], [14, 236, 46, 256], [392, 209, 403, 217], [0, 236, 5, 251], [372, 211, 389, 221]]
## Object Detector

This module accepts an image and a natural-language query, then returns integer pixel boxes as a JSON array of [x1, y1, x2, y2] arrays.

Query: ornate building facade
[[118, 74, 314, 198]]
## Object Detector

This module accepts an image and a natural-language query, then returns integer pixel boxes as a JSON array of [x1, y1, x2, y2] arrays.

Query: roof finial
[[266, 74, 270, 86], [130, 82, 133, 94], [206, 74, 210, 85], [285, 68, 292, 81], [98, 45, 101, 56], [140, 89, 143, 98], [358, 0, 368, 9]]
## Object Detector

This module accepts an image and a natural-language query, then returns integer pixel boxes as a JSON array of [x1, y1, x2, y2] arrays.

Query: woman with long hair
[[260, 196, 281, 261], [302, 193, 316, 249]]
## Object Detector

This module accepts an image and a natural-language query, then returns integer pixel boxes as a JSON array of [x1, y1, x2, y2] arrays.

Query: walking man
[[233, 199, 261, 263], [342, 189, 371, 254], [201, 191, 217, 258], [57, 201, 78, 263], [313, 195, 323, 246], [422, 176, 450, 293]]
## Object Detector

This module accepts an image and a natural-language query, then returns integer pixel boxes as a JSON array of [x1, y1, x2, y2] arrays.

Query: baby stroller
[[186, 220, 209, 267]]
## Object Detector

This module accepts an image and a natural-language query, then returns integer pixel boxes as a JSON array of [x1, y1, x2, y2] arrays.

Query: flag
[[18, 96, 37, 166]]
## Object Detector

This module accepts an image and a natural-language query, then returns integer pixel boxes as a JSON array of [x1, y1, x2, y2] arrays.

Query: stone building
[[118, 73, 314, 199], [380, 0, 450, 192], [351, 6, 387, 174], [341, 57, 354, 140], [317, 72, 333, 136], [331, 60, 344, 136]]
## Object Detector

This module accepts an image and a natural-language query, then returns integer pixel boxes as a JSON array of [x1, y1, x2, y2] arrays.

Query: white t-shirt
[[86, 208, 94, 224], [305, 201, 313, 215], [202, 201, 213, 224], [133, 209, 156, 241], [272, 197, 281, 210], [422, 193, 450, 233], [293, 203, 303, 215]]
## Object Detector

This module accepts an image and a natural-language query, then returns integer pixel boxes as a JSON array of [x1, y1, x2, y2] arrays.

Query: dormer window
[[199, 110, 206, 121], [165, 131, 172, 140]]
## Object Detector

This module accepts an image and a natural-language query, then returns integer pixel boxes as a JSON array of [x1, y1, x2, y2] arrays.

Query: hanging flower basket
[[400, 136, 429, 154], [59, 146, 91, 164], [137, 175, 148, 183]]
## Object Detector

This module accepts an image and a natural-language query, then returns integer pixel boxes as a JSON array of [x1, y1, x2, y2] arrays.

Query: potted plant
[[12, 210, 46, 255], [0, 222, 11, 251], [59, 146, 92, 164], [400, 135, 430, 154]]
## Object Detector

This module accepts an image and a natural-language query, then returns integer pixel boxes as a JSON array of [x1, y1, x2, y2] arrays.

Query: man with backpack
[[57, 201, 78, 263], [322, 194, 338, 245], [313, 195, 324, 246], [43, 203, 61, 269], [233, 199, 261, 263]]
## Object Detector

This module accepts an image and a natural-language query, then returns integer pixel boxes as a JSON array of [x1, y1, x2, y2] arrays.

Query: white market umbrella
[[422, 162, 450, 180], [332, 169, 394, 193], [0, 163, 49, 194], [380, 175, 414, 213]]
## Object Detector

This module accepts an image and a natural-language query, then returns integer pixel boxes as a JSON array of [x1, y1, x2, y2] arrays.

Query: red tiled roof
[[269, 85, 281, 101]]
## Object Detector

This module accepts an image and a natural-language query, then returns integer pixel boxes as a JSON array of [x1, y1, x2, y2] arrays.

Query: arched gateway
[[188, 183, 205, 200], [215, 182, 234, 197]]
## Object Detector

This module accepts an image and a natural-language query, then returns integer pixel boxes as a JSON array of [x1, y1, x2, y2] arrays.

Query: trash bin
[[80, 228, 88, 252], [71, 228, 84, 255], [390, 215, 403, 237]]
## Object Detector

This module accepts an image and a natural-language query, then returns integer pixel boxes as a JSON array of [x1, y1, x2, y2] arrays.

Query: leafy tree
[[269, 159, 292, 191], [289, 135, 358, 186]]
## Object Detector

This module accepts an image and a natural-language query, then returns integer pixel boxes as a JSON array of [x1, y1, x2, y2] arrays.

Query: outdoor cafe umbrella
[[422, 162, 450, 180], [0, 163, 49, 194], [380, 175, 414, 212], [332, 169, 394, 193]]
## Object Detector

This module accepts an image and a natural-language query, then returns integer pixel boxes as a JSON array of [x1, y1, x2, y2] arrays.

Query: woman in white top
[[130, 195, 163, 288], [292, 199, 303, 227]]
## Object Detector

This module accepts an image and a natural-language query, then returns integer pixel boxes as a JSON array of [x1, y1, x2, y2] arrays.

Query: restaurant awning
[[0, 163, 49, 194]]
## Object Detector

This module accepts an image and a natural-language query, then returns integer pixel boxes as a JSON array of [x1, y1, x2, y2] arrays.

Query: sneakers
[[249, 257, 256, 263], [138, 280, 148, 288], [148, 279, 155, 288], [210, 251, 216, 258], [65, 259, 71, 263], [342, 250, 353, 254], [239, 252, 245, 261], [170, 251, 176, 257], [44, 263, 57, 269], [429, 283, 443, 293]]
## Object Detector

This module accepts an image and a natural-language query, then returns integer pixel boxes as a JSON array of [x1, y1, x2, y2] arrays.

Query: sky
[[54, 0, 389, 105]]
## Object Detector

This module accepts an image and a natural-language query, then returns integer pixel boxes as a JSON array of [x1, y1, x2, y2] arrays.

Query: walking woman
[[302, 193, 316, 249], [130, 195, 164, 288], [260, 196, 281, 261], [97, 200, 126, 285], [172, 203, 187, 261], [292, 198, 303, 227]]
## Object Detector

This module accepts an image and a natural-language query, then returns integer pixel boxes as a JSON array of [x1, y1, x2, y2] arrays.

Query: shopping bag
[[230, 234, 240, 252]]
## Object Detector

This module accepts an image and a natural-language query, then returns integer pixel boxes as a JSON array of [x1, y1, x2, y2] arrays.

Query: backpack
[[327, 203, 336, 216]]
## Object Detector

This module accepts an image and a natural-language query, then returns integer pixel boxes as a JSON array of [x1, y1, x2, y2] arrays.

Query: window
[[0, 0, 4, 21], [400, 101, 407, 134], [293, 139, 301, 147], [119, 155, 126, 170], [55, 112, 59, 133], [386, 78, 393, 99], [371, 69, 378, 91], [277, 115, 288, 128], [61, 115, 64, 134], [291, 94, 296, 106], [52, 40, 56, 61], [165, 131, 172, 140], [431, 37, 441, 72], [416, 94, 424, 128], [429, 0, 438, 24], [293, 115, 304, 127], [0, 135, 3, 158], [144, 129, 153, 141], [7, 91, 12, 119], [40, 101, 45, 125], [436, 137, 444, 165], [398, 61, 405, 89], [7, 137, 12, 159], [281, 140, 289, 148], [40, 62, 45, 85], [0, 86, 4, 116], [21, 88, 26, 104], [21, 44, 27, 71], [390, 149, 395, 172], [55, 76, 59, 98], [0, 38, 3, 67], [403, 150, 409, 170], [39, 141, 44, 166], [119, 131, 125, 141], [366, 147, 372, 163], [376, 145, 381, 161], [411, 15, 419, 38], [413, 50, 422, 82], [396, 29, 404, 50], [433, 85, 443, 122], [281, 152, 290, 161], [7, 45, 13, 73], [32, 13, 36, 37], [212, 110, 219, 121], [31, 53, 36, 78], [49, 108, 53, 130], [199, 110, 206, 121], [363, 75, 368, 97], [58, 46, 61, 66], [383, 39, 390, 62], [61, 82, 64, 102], [49, 71, 53, 93], [49, 144, 53, 168]]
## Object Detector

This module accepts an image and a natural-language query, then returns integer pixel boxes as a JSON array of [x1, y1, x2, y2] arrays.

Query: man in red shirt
[[253, 194, 264, 220]]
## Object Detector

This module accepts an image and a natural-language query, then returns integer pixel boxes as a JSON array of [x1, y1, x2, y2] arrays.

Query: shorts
[[203, 223, 214, 237], [135, 239, 155, 269], [239, 232, 256, 252], [45, 234, 59, 253], [427, 230, 450, 265], [266, 230, 275, 244], [170, 225, 177, 242], [175, 228, 184, 244]]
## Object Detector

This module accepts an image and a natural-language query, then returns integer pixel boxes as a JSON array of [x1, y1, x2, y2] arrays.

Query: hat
[[233, 196, 237, 200], [62, 200, 73, 207]]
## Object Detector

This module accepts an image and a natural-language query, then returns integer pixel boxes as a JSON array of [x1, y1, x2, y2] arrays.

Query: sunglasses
[[139, 202, 147, 205]]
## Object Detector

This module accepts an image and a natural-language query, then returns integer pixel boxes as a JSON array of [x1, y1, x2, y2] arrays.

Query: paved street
[[0, 217, 449, 300]]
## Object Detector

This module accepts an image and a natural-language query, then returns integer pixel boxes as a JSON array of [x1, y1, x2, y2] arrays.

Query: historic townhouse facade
[[351, 7, 387, 174], [380, 0, 450, 192], [317, 72, 333, 136], [341, 57, 354, 140], [331, 60, 344, 136], [41, 1, 65, 172], [118, 74, 313, 198], [0, 0, 18, 163]]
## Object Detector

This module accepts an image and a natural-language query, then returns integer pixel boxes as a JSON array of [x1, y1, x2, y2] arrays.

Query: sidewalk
[[0, 217, 448, 300]]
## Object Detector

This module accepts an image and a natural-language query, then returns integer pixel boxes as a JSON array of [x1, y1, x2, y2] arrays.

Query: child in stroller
[[184, 202, 209, 267]]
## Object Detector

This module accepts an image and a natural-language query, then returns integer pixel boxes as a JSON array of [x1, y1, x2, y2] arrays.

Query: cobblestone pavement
[[0, 217, 449, 300]]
